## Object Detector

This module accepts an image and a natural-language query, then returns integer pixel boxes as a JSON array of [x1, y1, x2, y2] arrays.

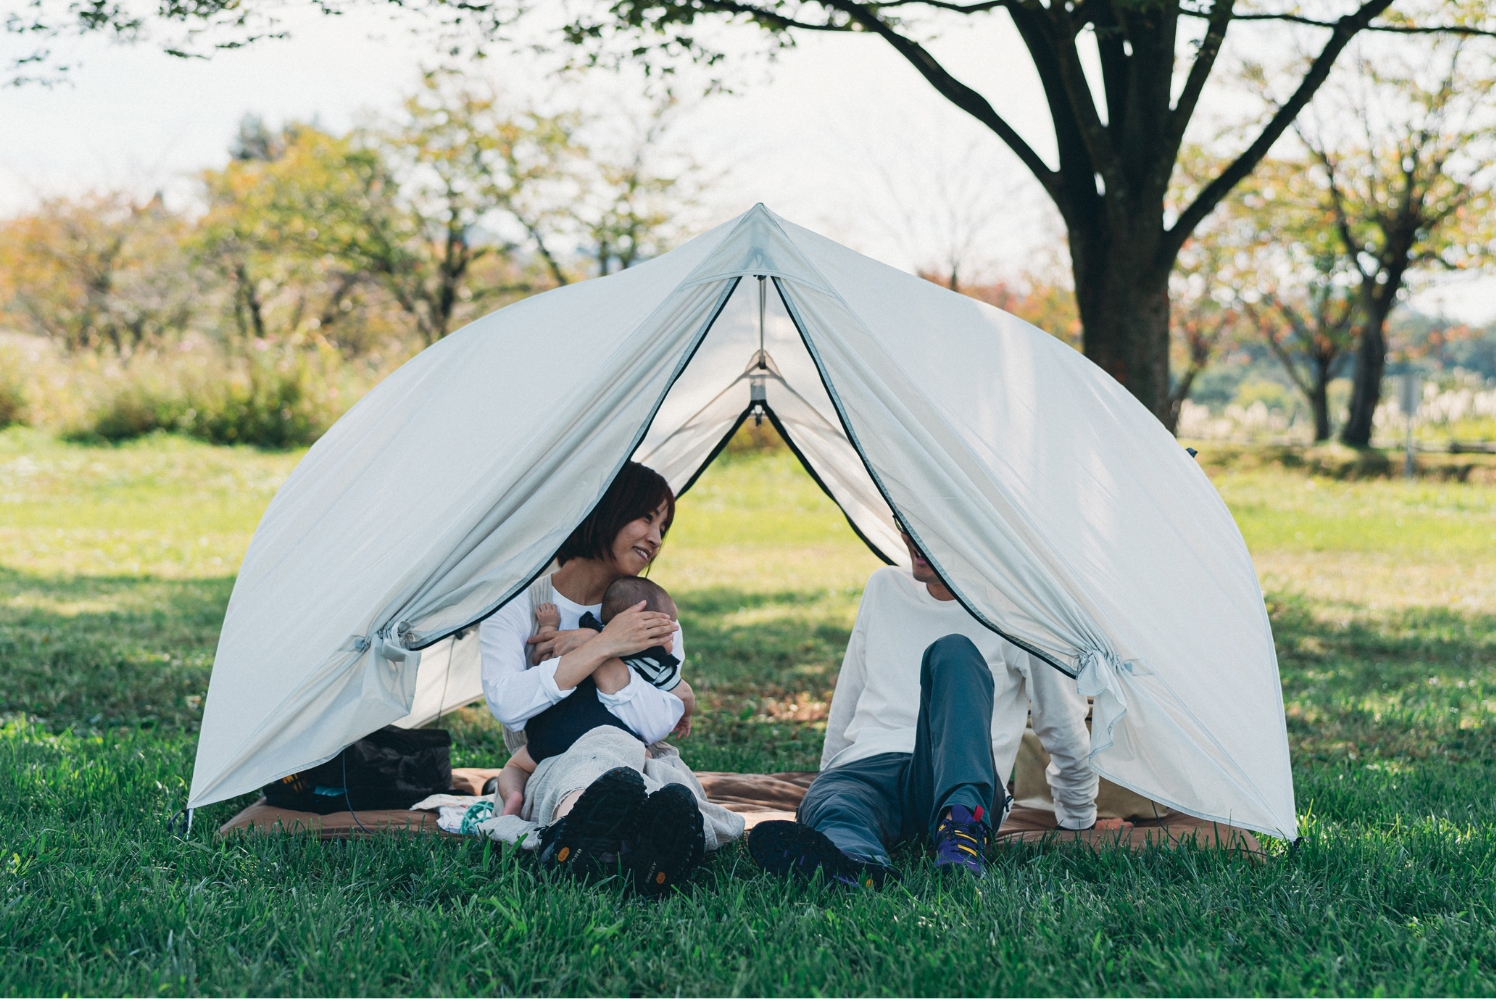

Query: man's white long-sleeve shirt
[[822, 566, 1098, 829], [478, 586, 684, 745]]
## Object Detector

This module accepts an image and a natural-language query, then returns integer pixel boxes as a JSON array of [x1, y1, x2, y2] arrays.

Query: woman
[[478, 462, 709, 894]]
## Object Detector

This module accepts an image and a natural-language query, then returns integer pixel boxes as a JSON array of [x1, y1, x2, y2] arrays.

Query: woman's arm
[[480, 601, 572, 729], [549, 602, 676, 691]]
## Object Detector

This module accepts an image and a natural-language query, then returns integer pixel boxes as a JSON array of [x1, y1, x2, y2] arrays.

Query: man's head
[[901, 531, 939, 586], [901, 530, 956, 601], [601, 576, 678, 624]]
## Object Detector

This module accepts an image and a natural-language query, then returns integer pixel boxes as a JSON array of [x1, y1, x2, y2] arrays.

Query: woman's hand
[[527, 628, 595, 665], [548, 602, 676, 693], [594, 601, 677, 659]]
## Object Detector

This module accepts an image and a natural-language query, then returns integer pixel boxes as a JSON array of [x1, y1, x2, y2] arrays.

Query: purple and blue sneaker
[[933, 804, 989, 877]]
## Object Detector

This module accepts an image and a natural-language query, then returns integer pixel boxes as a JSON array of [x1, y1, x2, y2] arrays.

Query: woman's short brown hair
[[556, 462, 675, 567]]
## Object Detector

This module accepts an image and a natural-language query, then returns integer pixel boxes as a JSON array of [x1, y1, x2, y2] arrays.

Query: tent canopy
[[190, 205, 1297, 841]]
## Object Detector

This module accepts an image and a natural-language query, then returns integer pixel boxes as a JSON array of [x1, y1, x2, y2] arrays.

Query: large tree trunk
[[1073, 240, 1173, 421]]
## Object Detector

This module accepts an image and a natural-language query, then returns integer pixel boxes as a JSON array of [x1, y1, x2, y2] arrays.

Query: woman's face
[[607, 501, 670, 576]]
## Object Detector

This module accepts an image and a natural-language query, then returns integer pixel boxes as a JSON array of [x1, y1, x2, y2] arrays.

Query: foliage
[[196, 123, 412, 353], [347, 73, 584, 342], [1191, 154, 1361, 441], [0, 335, 397, 448], [0, 192, 201, 357], [79, 347, 352, 447], [2, 0, 516, 87], [1272, 36, 1496, 446], [1, 432, 1496, 993], [0, 71, 704, 388]]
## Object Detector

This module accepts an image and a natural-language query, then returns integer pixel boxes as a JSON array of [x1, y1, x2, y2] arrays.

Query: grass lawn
[[2, 426, 1494, 995]]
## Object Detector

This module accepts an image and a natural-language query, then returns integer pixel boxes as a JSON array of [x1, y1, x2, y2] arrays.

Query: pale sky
[[2, 6, 1491, 322]]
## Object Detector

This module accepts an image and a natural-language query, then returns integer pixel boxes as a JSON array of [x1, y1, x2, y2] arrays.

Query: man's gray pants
[[797, 633, 999, 865]]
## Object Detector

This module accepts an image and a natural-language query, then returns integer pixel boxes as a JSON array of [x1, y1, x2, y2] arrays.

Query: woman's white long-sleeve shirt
[[821, 566, 1098, 829], [478, 587, 685, 745]]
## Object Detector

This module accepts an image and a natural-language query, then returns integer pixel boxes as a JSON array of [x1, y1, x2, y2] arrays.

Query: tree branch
[[1042, 0, 1120, 183], [816, 0, 1062, 196], [690, 0, 857, 31], [871, 0, 1007, 11], [1163, 0, 1396, 264], [1205, 11, 1496, 39], [1162, 0, 1235, 168]]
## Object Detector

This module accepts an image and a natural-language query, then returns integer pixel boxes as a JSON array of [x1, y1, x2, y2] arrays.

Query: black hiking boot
[[539, 766, 646, 880], [747, 820, 898, 889], [628, 783, 706, 899]]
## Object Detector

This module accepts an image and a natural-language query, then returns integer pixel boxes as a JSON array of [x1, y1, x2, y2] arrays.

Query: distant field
[[1, 428, 1494, 995]]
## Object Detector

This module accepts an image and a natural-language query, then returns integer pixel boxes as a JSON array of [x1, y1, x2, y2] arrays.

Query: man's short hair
[[601, 577, 677, 623]]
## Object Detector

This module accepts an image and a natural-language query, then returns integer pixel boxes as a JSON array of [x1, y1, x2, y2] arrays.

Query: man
[[749, 531, 1098, 883]]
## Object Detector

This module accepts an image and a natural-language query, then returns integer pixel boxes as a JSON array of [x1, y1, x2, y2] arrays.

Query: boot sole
[[629, 783, 705, 898], [545, 766, 646, 879]]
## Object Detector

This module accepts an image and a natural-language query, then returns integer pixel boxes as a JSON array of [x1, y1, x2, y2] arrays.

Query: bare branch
[[677, 0, 857, 32], [1163, 0, 1236, 168], [869, 0, 1007, 11], [1203, 11, 1496, 39], [1163, 0, 1397, 265], [815, 0, 1062, 196]]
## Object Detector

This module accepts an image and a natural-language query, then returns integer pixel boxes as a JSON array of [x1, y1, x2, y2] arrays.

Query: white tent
[[189, 204, 1298, 841]]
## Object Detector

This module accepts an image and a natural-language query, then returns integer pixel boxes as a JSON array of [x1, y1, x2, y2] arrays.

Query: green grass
[[2, 428, 1495, 995]]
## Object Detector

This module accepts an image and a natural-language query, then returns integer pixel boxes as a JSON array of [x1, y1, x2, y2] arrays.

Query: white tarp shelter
[[189, 204, 1298, 841]]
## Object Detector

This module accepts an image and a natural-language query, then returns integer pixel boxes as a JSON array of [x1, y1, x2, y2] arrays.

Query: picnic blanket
[[220, 716, 1265, 857], [220, 765, 1261, 857]]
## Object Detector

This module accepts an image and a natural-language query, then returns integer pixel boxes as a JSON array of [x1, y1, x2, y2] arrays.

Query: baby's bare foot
[[501, 791, 524, 816], [535, 602, 561, 629]]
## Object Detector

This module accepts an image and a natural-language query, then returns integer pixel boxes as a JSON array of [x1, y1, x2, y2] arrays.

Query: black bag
[[261, 726, 453, 815]]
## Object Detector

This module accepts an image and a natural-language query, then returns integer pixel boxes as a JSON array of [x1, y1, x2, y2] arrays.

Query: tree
[[575, 98, 705, 276], [357, 73, 579, 344], [0, 191, 197, 357], [1212, 158, 1359, 441], [548, 0, 1496, 423], [196, 122, 400, 351], [1285, 40, 1496, 446]]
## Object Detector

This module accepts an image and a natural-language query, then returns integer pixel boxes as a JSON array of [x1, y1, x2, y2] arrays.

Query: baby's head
[[601, 576, 677, 624]]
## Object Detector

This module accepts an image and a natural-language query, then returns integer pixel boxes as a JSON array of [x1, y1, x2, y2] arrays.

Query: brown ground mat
[[219, 768, 504, 839], [696, 771, 1263, 857], [222, 767, 1261, 856]]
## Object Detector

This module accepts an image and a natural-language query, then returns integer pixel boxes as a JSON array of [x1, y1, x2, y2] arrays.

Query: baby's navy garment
[[523, 676, 639, 763], [576, 612, 682, 690]]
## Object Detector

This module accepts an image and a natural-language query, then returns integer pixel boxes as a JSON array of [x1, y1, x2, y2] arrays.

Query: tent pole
[[757, 275, 767, 365]]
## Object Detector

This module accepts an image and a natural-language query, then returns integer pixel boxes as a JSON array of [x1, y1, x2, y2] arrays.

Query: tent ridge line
[[770, 276, 1076, 681], [406, 275, 745, 654]]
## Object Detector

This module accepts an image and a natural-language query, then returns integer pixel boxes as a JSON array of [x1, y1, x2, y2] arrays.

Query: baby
[[497, 576, 695, 815]]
